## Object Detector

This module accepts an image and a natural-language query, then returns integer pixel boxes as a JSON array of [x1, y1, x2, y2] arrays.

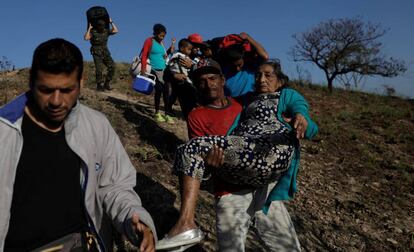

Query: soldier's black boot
[[96, 83, 104, 91], [104, 82, 112, 91]]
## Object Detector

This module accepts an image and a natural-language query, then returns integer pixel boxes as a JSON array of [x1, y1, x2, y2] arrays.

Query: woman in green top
[[140, 24, 175, 123]]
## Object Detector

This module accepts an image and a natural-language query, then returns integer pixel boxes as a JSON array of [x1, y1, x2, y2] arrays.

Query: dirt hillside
[[1, 62, 413, 251]]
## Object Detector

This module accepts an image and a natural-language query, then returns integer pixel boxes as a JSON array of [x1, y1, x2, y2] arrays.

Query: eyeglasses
[[255, 72, 276, 80]]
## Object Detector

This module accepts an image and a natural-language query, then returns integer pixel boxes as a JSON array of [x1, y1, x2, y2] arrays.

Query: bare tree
[[337, 72, 367, 90], [382, 85, 396, 96], [0, 56, 13, 71], [295, 64, 312, 86], [290, 18, 407, 93]]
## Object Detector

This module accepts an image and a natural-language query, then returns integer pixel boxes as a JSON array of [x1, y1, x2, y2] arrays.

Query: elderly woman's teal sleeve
[[284, 88, 318, 139], [263, 88, 318, 214]]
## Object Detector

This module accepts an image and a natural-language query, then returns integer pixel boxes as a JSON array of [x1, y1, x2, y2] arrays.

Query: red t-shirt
[[187, 97, 252, 196]]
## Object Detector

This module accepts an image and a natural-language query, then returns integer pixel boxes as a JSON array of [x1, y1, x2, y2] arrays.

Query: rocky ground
[[1, 63, 413, 251]]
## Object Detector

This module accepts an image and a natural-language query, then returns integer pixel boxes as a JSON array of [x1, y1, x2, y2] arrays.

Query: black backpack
[[86, 6, 110, 30]]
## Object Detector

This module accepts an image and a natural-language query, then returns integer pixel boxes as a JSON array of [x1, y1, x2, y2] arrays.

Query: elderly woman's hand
[[293, 114, 308, 139]]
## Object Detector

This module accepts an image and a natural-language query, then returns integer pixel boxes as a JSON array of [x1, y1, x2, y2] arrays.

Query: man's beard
[[27, 94, 72, 130]]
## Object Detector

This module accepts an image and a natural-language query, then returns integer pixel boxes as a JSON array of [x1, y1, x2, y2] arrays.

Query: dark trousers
[[152, 69, 170, 114], [169, 80, 198, 120], [92, 47, 115, 86]]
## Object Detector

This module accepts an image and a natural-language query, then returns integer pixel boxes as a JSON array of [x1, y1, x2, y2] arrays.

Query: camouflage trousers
[[91, 47, 115, 86]]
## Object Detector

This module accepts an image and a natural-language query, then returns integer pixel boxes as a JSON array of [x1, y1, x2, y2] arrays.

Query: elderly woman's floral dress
[[174, 91, 295, 186]]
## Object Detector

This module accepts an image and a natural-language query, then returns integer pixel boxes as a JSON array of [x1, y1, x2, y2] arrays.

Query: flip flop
[[155, 228, 204, 250], [167, 242, 198, 252]]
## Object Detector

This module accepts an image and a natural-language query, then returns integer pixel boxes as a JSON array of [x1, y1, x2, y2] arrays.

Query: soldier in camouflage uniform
[[84, 18, 118, 91]]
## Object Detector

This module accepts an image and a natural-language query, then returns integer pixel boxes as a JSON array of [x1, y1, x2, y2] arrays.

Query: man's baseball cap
[[191, 60, 222, 82], [188, 33, 203, 44]]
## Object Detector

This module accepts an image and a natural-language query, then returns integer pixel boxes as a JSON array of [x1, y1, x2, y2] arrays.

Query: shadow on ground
[[134, 172, 178, 236], [106, 96, 185, 162], [134, 173, 206, 251]]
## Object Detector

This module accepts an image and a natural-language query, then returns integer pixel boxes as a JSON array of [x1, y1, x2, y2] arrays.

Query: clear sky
[[1, 0, 413, 97]]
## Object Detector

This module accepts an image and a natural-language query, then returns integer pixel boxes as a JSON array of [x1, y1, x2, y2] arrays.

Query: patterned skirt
[[173, 133, 295, 187]]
